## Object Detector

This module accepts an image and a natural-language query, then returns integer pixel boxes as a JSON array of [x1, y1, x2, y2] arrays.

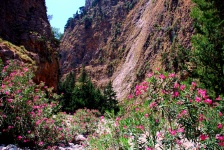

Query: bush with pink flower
[[88, 70, 224, 149]]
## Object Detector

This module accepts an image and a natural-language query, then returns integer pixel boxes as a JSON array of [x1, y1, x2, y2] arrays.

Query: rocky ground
[[0, 135, 86, 150]]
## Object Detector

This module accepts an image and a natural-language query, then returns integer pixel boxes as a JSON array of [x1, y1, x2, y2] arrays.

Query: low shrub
[[88, 70, 224, 149]]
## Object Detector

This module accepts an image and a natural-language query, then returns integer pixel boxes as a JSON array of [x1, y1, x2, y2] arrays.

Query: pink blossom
[[177, 127, 185, 133], [177, 110, 187, 118], [128, 94, 133, 99], [135, 89, 142, 96], [36, 120, 41, 126], [146, 147, 153, 150], [169, 73, 175, 78], [116, 117, 121, 122], [173, 91, 179, 97], [216, 95, 222, 101], [169, 129, 177, 136], [17, 136, 22, 140], [197, 89, 207, 98], [147, 72, 153, 78], [218, 141, 224, 147], [195, 96, 201, 103], [216, 134, 224, 141], [149, 102, 157, 108], [200, 134, 208, 141], [38, 141, 44, 146], [144, 113, 149, 118], [159, 74, 166, 79], [100, 116, 104, 120], [174, 82, 179, 88], [7, 99, 13, 103], [180, 85, 186, 91], [199, 114, 204, 121], [217, 123, 223, 129], [136, 125, 144, 130], [135, 108, 139, 112], [157, 132, 162, 138], [219, 112, 223, 117], [5, 91, 10, 95], [123, 126, 127, 129], [204, 98, 212, 105], [191, 82, 197, 87], [23, 68, 29, 72]]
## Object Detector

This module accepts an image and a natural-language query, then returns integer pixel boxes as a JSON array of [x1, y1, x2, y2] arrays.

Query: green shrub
[[88, 70, 224, 149]]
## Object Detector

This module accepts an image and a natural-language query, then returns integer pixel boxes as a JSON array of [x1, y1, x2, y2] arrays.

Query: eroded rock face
[[60, 0, 194, 100], [0, 0, 59, 89]]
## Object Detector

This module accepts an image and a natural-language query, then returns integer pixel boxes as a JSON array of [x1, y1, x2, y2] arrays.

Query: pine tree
[[101, 81, 119, 113], [191, 0, 224, 96], [58, 71, 76, 112]]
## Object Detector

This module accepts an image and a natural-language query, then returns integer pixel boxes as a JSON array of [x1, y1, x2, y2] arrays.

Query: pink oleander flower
[[218, 141, 224, 147], [146, 147, 153, 150], [128, 94, 133, 99], [136, 125, 144, 130], [169, 73, 175, 78], [174, 82, 179, 88], [180, 84, 186, 90], [135, 107, 139, 112], [5, 91, 9, 95], [173, 91, 179, 97], [217, 123, 223, 129], [216, 134, 224, 141], [147, 72, 153, 78], [135, 89, 142, 96], [219, 112, 223, 117], [216, 95, 222, 101], [100, 116, 104, 120], [191, 82, 197, 87], [159, 74, 166, 79], [177, 109, 187, 118], [199, 114, 204, 121], [169, 129, 177, 136], [195, 96, 201, 103], [39, 141, 44, 146], [200, 134, 208, 141], [197, 89, 207, 98], [149, 101, 157, 108], [204, 98, 212, 105], [23, 68, 29, 72], [177, 127, 185, 133], [17, 136, 22, 140], [144, 113, 149, 118], [116, 117, 121, 122], [7, 99, 13, 103]]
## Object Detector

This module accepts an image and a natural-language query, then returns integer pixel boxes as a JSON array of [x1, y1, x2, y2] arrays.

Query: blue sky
[[46, 0, 85, 33]]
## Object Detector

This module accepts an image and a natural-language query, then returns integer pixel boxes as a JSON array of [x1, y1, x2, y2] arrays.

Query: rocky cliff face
[[0, 0, 59, 89], [60, 0, 194, 100]]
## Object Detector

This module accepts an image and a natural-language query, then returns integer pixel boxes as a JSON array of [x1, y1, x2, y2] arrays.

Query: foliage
[[0, 60, 92, 148], [88, 70, 224, 149], [59, 67, 119, 114], [101, 81, 119, 114], [64, 17, 75, 30], [51, 27, 63, 40], [190, 0, 224, 97], [58, 72, 75, 112]]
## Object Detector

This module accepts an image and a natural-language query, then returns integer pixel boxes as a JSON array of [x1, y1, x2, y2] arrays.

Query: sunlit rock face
[[60, 0, 194, 100], [0, 0, 59, 89]]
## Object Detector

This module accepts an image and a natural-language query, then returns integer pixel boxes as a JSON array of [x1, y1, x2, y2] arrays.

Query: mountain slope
[[60, 0, 194, 100]]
